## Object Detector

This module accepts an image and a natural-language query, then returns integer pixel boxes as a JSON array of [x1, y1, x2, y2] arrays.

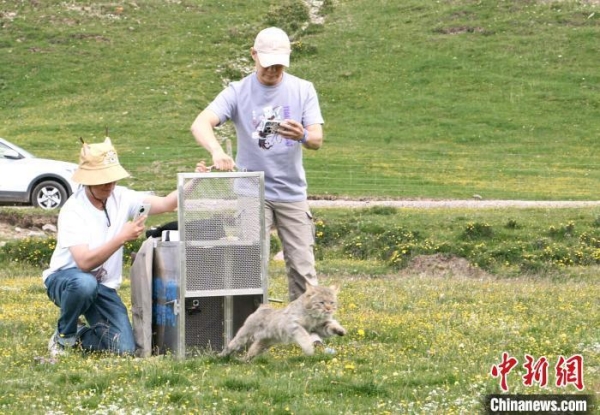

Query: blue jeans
[[45, 268, 135, 355]]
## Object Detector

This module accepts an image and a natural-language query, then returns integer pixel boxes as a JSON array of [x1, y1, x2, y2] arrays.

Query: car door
[[0, 142, 32, 196]]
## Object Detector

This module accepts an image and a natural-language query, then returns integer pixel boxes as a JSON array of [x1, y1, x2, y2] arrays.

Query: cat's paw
[[332, 326, 346, 337], [218, 348, 232, 358], [310, 333, 324, 346]]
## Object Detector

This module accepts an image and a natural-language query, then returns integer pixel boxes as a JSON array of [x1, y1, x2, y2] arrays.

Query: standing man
[[191, 27, 324, 301]]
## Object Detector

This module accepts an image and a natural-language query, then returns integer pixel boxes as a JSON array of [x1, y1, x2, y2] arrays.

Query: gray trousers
[[240, 197, 317, 301], [265, 200, 318, 301]]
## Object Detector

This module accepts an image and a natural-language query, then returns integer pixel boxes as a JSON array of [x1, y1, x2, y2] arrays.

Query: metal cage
[[176, 171, 267, 357], [151, 172, 268, 358]]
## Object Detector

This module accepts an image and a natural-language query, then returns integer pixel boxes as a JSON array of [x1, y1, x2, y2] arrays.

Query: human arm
[[141, 162, 209, 216], [69, 218, 146, 272], [278, 121, 323, 150], [67, 160, 206, 271], [190, 109, 235, 170]]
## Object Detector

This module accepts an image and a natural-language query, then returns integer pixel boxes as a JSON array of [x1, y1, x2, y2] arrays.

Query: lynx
[[219, 284, 346, 360]]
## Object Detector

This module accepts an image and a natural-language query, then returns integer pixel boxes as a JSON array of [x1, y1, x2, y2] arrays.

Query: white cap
[[253, 27, 291, 68]]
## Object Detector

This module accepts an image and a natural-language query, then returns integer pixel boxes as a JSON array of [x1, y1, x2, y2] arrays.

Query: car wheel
[[31, 180, 69, 210]]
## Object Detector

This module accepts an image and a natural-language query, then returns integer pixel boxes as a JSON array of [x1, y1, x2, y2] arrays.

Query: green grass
[[6, 205, 600, 276], [2, 0, 600, 200], [1, 1, 599, 413], [0, 261, 597, 414], [313, 205, 600, 275], [1, 207, 599, 413]]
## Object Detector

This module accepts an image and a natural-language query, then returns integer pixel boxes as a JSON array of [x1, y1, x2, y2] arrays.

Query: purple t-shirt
[[207, 72, 324, 202]]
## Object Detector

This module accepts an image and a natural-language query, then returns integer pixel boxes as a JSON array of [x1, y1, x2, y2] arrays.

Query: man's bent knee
[[70, 273, 98, 298]]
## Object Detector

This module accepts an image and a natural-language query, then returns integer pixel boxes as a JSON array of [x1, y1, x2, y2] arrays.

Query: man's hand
[[195, 161, 209, 172], [278, 119, 304, 141], [211, 149, 236, 171], [121, 216, 146, 242], [69, 216, 147, 272]]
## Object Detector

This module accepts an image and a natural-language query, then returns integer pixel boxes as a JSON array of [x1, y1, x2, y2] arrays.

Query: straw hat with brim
[[72, 137, 130, 185]]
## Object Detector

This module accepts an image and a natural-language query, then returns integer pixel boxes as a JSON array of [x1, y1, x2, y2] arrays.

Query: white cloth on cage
[[130, 237, 155, 357]]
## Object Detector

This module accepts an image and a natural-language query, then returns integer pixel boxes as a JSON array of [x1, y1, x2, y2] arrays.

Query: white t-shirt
[[42, 186, 146, 289]]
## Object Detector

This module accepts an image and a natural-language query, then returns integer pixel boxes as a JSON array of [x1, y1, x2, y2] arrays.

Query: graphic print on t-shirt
[[252, 105, 287, 150]]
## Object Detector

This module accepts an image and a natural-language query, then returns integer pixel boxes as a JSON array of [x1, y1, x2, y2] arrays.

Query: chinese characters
[[490, 353, 584, 392]]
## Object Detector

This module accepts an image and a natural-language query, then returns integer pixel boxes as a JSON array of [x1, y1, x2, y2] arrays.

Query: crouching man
[[42, 137, 204, 358]]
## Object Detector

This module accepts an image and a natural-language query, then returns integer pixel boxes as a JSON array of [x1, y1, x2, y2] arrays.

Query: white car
[[0, 137, 79, 210]]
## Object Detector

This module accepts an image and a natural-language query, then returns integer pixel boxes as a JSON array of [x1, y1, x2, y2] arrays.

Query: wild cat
[[219, 284, 346, 360]]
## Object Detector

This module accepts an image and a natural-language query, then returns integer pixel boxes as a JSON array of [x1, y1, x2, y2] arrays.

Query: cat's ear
[[329, 284, 340, 294], [305, 283, 316, 295]]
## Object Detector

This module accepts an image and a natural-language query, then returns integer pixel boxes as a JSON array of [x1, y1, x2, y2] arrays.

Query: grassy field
[[1, 206, 599, 413], [2, 0, 600, 199], [0, 260, 598, 414], [1, 0, 599, 413]]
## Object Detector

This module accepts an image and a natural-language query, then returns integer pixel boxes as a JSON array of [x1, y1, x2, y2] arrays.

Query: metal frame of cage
[[172, 171, 268, 358]]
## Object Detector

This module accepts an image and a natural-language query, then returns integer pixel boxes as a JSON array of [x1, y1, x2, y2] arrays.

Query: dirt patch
[[0, 211, 57, 243], [403, 253, 491, 279], [0, 211, 56, 228], [434, 26, 486, 35]]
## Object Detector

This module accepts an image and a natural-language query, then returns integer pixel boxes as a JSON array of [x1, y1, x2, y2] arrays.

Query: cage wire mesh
[[178, 172, 266, 295], [175, 172, 267, 356]]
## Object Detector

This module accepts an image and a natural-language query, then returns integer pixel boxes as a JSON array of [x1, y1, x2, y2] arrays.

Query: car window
[[0, 143, 10, 158]]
